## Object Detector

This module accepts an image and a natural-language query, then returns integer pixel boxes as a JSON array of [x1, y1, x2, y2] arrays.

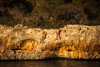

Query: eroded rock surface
[[0, 24, 100, 60]]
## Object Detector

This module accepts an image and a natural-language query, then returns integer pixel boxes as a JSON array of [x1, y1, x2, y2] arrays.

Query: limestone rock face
[[0, 24, 100, 60], [20, 39, 38, 50]]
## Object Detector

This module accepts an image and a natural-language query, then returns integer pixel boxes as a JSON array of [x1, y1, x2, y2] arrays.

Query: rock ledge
[[0, 24, 100, 60]]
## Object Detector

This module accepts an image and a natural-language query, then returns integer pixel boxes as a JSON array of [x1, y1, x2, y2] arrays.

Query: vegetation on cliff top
[[0, 0, 100, 28]]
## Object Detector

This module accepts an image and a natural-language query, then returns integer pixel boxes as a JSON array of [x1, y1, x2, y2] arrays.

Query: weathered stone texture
[[0, 24, 100, 60]]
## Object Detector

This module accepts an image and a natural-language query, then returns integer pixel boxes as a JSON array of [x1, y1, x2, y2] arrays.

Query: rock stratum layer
[[0, 24, 100, 60]]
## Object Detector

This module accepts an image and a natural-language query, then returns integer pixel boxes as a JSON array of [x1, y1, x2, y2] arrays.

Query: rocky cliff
[[0, 24, 100, 60]]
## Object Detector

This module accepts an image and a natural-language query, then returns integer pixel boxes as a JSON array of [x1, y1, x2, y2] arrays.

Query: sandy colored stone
[[0, 24, 100, 60], [19, 39, 38, 50]]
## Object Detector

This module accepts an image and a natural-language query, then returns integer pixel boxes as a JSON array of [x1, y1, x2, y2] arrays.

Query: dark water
[[0, 59, 100, 67]]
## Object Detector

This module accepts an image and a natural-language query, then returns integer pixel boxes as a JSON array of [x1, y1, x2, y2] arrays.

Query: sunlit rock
[[19, 39, 38, 50], [0, 24, 100, 60]]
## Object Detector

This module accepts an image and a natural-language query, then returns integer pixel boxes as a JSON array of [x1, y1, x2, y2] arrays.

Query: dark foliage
[[0, 0, 100, 28]]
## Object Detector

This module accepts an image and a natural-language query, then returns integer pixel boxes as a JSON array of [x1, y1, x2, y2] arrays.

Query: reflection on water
[[0, 59, 100, 67]]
